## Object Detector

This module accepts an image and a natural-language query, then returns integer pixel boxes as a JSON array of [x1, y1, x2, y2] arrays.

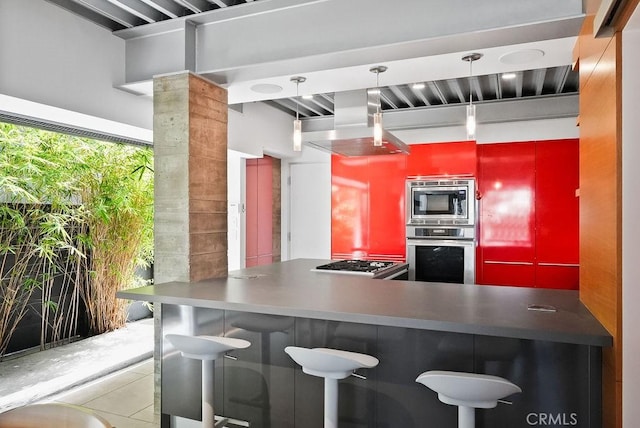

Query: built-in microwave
[[406, 178, 475, 225]]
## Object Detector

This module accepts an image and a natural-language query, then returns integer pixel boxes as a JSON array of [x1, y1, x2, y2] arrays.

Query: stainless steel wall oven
[[406, 226, 475, 283], [406, 178, 476, 284]]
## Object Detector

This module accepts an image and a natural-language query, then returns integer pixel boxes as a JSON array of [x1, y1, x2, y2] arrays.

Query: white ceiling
[[45, 0, 585, 120]]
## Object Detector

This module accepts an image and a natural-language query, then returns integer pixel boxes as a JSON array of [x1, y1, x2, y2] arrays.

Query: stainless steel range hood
[[302, 90, 410, 157]]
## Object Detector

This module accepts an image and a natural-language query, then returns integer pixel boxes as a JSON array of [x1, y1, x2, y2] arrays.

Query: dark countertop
[[118, 258, 612, 347]]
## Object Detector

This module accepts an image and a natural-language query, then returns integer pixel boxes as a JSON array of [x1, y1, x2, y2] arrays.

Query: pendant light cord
[[376, 71, 381, 114], [295, 81, 300, 120], [469, 59, 473, 106]]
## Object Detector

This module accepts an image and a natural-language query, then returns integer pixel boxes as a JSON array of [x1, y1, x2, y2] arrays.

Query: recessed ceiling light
[[250, 83, 283, 94], [499, 49, 545, 65], [502, 72, 517, 80], [302, 94, 313, 100], [412, 83, 426, 89]]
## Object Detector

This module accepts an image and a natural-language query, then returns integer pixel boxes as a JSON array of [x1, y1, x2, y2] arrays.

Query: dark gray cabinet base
[[161, 305, 601, 428]]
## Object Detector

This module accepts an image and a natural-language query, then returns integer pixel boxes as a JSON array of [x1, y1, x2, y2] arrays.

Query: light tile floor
[[39, 358, 159, 428]]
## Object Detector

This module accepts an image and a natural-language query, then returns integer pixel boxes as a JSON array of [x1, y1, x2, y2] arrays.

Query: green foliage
[[0, 122, 154, 355]]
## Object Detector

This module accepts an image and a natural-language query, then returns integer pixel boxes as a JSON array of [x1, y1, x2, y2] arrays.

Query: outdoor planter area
[[0, 123, 154, 359]]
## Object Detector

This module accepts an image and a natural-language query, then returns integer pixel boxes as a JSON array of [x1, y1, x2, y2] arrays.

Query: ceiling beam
[[116, 0, 584, 99], [138, 0, 183, 18], [389, 86, 415, 108], [45, 0, 127, 30], [72, 0, 143, 27], [301, 94, 579, 132], [106, 0, 165, 23], [533, 69, 547, 95]]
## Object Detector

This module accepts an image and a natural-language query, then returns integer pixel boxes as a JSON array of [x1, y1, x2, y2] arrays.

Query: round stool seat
[[285, 346, 379, 379], [166, 334, 250, 360], [416, 370, 521, 409], [0, 403, 112, 428]]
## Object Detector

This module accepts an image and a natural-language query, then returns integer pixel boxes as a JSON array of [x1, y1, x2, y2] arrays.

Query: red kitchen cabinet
[[406, 141, 477, 177], [477, 139, 579, 289], [534, 139, 579, 289], [331, 154, 406, 261], [477, 142, 536, 286]]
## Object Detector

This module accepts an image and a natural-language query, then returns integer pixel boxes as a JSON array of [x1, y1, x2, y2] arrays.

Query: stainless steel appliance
[[312, 260, 409, 280], [406, 178, 475, 225], [406, 226, 475, 284]]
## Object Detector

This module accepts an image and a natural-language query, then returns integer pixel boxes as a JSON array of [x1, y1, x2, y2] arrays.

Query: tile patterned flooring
[[39, 358, 158, 428]]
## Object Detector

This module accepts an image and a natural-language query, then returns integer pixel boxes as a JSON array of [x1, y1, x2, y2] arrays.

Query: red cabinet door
[[245, 159, 258, 266], [246, 157, 274, 267], [535, 139, 579, 289], [368, 154, 407, 260], [331, 155, 370, 259], [477, 142, 536, 286], [406, 141, 477, 177], [256, 157, 273, 265]]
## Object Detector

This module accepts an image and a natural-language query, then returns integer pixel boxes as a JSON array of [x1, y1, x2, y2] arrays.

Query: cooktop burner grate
[[314, 260, 396, 273]]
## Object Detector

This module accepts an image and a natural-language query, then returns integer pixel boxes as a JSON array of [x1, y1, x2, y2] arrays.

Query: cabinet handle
[[537, 262, 579, 267], [484, 261, 534, 266]]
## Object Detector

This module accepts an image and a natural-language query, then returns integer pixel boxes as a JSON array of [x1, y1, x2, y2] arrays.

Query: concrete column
[[153, 71, 228, 283], [152, 72, 228, 426]]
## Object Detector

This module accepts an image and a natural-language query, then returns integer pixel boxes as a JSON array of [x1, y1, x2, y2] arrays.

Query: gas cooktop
[[312, 260, 406, 278]]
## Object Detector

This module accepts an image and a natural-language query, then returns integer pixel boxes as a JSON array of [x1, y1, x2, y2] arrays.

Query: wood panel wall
[[575, 1, 640, 425], [154, 72, 228, 283]]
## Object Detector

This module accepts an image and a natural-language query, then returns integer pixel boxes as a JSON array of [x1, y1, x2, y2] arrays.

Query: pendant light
[[290, 76, 306, 151], [369, 65, 387, 147], [461, 53, 483, 141]]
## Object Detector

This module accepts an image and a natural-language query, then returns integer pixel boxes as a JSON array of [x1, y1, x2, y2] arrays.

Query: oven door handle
[[406, 238, 475, 247]]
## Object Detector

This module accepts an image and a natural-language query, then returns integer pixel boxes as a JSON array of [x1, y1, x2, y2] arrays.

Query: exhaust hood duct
[[302, 90, 410, 157]]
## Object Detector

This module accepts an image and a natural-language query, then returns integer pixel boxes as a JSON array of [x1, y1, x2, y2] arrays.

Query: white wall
[[0, 0, 152, 132], [281, 147, 332, 261], [227, 150, 246, 271], [228, 102, 301, 158], [622, 7, 640, 427]]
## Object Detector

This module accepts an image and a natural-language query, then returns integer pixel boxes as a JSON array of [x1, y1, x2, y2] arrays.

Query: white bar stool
[[416, 370, 521, 428], [166, 334, 251, 427], [285, 346, 379, 428]]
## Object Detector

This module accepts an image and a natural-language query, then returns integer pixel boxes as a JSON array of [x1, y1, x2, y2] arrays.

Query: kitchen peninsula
[[119, 259, 611, 428]]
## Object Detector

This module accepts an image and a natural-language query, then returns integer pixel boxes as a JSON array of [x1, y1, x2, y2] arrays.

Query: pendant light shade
[[370, 66, 387, 147], [290, 76, 306, 152], [293, 119, 302, 151], [462, 53, 483, 141], [373, 112, 383, 146], [466, 104, 476, 140]]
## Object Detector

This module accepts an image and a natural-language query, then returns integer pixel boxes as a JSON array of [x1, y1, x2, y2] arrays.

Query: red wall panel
[[477, 140, 580, 289], [477, 142, 536, 266], [368, 154, 406, 260], [331, 155, 370, 259], [536, 265, 579, 290], [331, 142, 477, 261], [481, 263, 535, 287], [407, 141, 477, 177], [535, 139, 579, 264]]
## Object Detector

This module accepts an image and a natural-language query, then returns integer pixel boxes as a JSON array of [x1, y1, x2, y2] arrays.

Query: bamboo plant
[[0, 123, 153, 357]]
